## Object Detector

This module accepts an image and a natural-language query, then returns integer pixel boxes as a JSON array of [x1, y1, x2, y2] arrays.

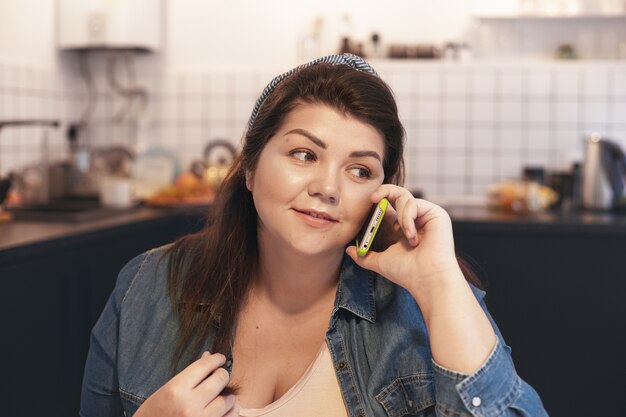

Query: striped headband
[[247, 53, 378, 129]]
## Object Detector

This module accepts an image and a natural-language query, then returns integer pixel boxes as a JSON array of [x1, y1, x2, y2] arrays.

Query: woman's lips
[[292, 209, 338, 228]]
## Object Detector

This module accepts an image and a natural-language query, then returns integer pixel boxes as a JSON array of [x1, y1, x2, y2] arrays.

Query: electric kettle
[[581, 133, 626, 210]]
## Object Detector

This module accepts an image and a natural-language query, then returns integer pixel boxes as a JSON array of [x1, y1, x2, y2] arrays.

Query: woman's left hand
[[346, 184, 462, 295]]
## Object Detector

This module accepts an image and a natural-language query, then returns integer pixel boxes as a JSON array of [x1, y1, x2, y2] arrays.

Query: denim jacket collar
[[334, 256, 377, 323]]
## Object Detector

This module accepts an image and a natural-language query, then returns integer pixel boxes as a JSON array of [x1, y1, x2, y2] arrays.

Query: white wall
[[0, 0, 57, 66], [164, 0, 475, 70], [2, 1, 625, 69], [0, 0, 477, 69]]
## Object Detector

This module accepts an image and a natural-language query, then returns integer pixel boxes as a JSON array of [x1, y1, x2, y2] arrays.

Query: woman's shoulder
[[112, 244, 174, 310], [114, 244, 183, 406]]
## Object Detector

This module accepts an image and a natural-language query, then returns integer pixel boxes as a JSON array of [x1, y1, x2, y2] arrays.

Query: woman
[[80, 54, 548, 417]]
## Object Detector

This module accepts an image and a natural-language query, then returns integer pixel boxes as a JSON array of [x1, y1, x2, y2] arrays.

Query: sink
[[9, 198, 137, 223]]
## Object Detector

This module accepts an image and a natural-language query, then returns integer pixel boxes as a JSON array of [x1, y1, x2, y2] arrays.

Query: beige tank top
[[238, 341, 348, 417]]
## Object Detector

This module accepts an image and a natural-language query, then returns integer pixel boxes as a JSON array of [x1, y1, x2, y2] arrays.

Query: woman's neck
[[254, 239, 343, 315]]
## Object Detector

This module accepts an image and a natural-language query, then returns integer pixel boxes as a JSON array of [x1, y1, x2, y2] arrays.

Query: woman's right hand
[[134, 351, 238, 417]]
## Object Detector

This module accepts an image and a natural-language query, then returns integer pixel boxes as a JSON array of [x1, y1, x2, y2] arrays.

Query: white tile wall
[[0, 58, 81, 178], [2, 59, 626, 201], [378, 61, 626, 197]]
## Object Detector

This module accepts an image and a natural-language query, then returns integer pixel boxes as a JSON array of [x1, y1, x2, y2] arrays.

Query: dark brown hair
[[165, 63, 477, 372]]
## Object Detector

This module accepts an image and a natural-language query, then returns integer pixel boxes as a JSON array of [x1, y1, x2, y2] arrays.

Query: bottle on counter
[[338, 37, 352, 55], [443, 42, 457, 60], [337, 13, 354, 55], [370, 32, 381, 59], [457, 43, 473, 61], [297, 17, 323, 63], [571, 162, 582, 209]]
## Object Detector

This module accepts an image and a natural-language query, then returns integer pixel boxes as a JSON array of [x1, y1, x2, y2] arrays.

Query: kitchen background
[[2, 2, 626, 417], [2, 0, 625, 203]]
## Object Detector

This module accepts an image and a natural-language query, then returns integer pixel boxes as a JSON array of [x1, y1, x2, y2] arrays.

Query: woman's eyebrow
[[349, 150, 381, 163], [284, 128, 382, 162], [284, 128, 327, 149]]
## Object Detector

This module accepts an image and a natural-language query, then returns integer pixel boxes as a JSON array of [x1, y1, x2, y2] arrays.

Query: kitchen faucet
[[0, 119, 61, 203], [0, 120, 60, 130]]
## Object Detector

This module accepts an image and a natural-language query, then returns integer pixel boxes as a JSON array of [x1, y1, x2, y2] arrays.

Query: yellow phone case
[[356, 198, 389, 257]]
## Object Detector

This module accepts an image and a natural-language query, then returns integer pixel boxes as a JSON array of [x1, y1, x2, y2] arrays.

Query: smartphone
[[356, 198, 389, 257]]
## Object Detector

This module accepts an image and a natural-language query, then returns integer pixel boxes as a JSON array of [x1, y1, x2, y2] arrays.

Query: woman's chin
[[288, 238, 348, 258]]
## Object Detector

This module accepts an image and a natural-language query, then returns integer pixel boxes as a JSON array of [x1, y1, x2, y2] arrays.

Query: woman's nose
[[308, 169, 339, 204]]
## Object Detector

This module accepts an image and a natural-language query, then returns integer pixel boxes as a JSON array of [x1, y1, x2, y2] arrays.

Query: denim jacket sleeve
[[430, 286, 549, 417], [79, 252, 148, 417]]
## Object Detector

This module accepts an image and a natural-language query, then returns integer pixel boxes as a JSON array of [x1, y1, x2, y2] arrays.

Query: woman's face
[[247, 103, 386, 257]]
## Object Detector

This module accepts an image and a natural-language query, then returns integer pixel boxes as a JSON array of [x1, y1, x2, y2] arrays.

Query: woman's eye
[[290, 150, 316, 162], [350, 167, 372, 179]]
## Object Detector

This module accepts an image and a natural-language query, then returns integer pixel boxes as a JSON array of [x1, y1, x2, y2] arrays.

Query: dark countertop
[[445, 205, 626, 236], [0, 205, 210, 263], [1, 204, 625, 262]]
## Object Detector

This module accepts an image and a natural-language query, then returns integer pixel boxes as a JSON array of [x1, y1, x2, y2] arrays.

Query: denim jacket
[[80, 245, 548, 417]]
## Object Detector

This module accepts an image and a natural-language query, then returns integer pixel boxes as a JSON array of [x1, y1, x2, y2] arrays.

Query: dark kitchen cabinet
[[0, 209, 206, 417], [452, 210, 626, 417]]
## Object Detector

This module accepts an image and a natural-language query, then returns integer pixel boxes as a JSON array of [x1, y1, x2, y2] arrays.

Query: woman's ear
[[245, 171, 254, 191]]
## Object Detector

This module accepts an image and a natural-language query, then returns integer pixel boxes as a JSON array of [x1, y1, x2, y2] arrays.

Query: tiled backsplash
[[379, 61, 626, 197], [0, 57, 83, 178], [1, 58, 625, 199]]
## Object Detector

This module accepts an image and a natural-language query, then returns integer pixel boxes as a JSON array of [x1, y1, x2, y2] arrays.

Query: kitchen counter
[[2, 204, 625, 266], [2, 204, 625, 259], [446, 205, 626, 236], [0, 205, 210, 263]]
